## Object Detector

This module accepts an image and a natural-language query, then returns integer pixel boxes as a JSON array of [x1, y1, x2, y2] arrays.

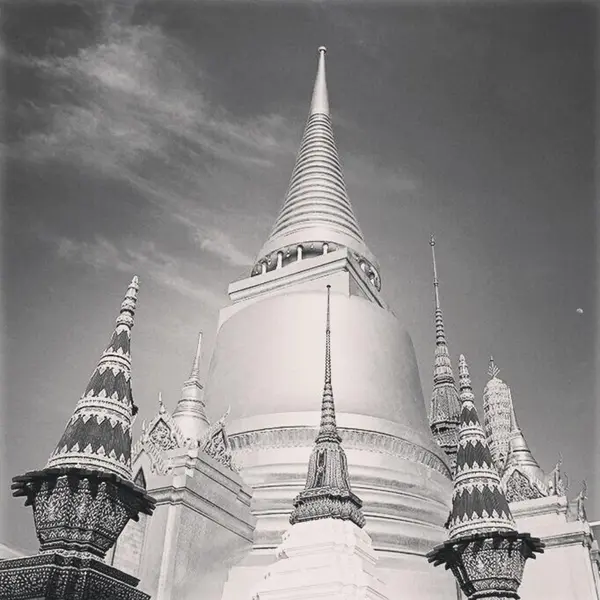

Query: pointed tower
[[428, 235, 461, 472], [207, 47, 453, 599], [290, 285, 365, 528], [251, 47, 380, 289], [427, 354, 544, 600], [172, 332, 210, 442], [251, 287, 388, 600], [482, 357, 514, 472], [7, 278, 155, 600], [45, 276, 141, 479], [501, 401, 549, 503]]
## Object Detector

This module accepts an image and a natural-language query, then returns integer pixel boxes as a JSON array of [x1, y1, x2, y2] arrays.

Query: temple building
[[3, 47, 599, 600]]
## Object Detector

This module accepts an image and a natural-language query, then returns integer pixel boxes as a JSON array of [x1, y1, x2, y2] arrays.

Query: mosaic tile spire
[[252, 47, 380, 289], [172, 332, 210, 442], [46, 276, 140, 480], [482, 357, 514, 472], [448, 355, 516, 539], [502, 401, 548, 502], [428, 235, 461, 470], [289, 286, 365, 528]]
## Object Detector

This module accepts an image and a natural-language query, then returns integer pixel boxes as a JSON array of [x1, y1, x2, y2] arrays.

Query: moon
[[576, 308, 584, 314]]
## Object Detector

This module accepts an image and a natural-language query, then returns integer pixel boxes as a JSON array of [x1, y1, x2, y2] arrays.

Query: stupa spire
[[449, 354, 516, 537], [501, 392, 549, 502], [482, 356, 515, 472], [427, 355, 544, 599], [173, 332, 210, 441], [428, 235, 461, 471], [46, 276, 140, 480], [289, 286, 365, 528], [252, 47, 380, 290]]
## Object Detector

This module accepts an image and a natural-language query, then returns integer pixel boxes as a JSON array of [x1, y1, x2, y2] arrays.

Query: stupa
[[205, 46, 455, 599]]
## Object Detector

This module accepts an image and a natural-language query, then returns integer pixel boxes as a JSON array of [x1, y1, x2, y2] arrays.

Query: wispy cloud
[[48, 233, 225, 308]]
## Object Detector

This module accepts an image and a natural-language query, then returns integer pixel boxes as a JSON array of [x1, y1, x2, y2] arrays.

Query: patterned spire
[[428, 236, 461, 471], [482, 356, 515, 473], [502, 401, 548, 502], [289, 286, 365, 528], [46, 276, 140, 480], [252, 47, 380, 289], [448, 354, 516, 539], [172, 332, 210, 441]]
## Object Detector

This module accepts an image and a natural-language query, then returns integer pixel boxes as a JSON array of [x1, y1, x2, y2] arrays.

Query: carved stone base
[[0, 552, 150, 600]]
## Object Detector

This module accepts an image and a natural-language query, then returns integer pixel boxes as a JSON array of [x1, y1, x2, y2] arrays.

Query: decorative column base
[[0, 552, 150, 600], [252, 518, 389, 600]]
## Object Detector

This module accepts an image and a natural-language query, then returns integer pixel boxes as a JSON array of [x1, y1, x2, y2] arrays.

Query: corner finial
[[317, 284, 338, 440], [310, 45, 330, 116], [158, 391, 166, 414], [189, 331, 203, 380], [458, 354, 473, 395], [488, 356, 500, 379]]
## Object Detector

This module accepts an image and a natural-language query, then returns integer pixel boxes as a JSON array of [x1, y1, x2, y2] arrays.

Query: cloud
[[49, 233, 225, 308]]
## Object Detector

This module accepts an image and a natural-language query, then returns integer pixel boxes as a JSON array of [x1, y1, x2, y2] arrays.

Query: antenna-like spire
[[173, 332, 210, 441], [289, 286, 365, 528], [317, 285, 339, 442], [251, 47, 380, 289], [428, 236, 460, 471], [310, 46, 329, 115]]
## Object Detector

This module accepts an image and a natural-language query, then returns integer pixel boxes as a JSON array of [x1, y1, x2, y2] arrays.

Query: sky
[[1, 1, 597, 552]]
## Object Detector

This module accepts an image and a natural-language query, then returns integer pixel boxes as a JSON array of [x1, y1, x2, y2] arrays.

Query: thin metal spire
[[310, 46, 330, 116], [317, 285, 339, 441], [289, 285, 364, 528], [430, 234, 440, 309]]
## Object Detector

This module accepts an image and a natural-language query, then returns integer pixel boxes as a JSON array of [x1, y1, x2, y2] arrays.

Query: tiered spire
[[12, 277, 155, 560], [289, 286, 365, 528], [427, 354, 544, 600], [428, 235, 461, 471], [448, 355, 515, 538], [252, 47, 380, 289], [172, 332, 210, 442], [46, 276, 141, 480], [502, 401, 548, 502], [482, 357, 514, 472]]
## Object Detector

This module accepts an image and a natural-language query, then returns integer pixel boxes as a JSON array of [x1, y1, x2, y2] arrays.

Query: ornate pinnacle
[[289, 286, 365, 528], [488, 356, 501, 379], [317, 285, 340, 443], [158, 392, 166, 415]]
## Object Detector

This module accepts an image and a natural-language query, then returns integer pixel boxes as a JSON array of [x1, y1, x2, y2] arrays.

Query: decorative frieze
[[229, 426, 451, 477]]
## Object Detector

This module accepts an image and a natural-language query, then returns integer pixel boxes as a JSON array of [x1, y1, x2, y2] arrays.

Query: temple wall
[[134, 449, 255, 600], [512, 496, 600, 600]]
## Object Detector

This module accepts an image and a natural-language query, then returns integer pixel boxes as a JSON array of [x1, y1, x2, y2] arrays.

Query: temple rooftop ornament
[[482, 356, 514, 472], [251, 47, 381, 290], [172, 331, 210, 442], [501, 400, 548, 503], [11, 276, 155, 560], [289, 285, 365, 528], [427, 354, 544, 600], [428, 235, 461, 472]]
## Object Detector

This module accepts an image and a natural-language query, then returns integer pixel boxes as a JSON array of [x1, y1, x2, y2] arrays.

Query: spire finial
[[458, 354, 473, 396], [488, 356, 500, 379], [430, 235, 440, 309], [158, 391, 166, 414], [172, 331, 210, 439], [310, 45, 329, 115], [190, 331, 203, 381], [317, 285, 339, 441], [288, 285, 364, 528]]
